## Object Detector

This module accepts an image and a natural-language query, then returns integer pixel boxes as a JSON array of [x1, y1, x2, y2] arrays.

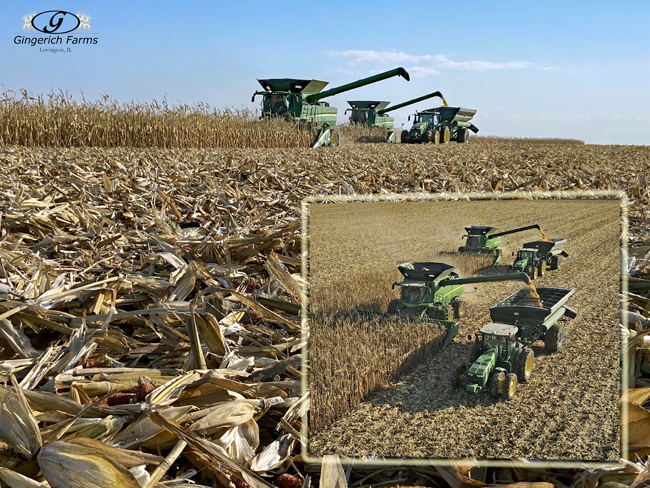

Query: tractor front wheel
[[387, 299, 401, 315], [515, 348, 534, 382], [544, 324, 565, 352], [452, 364, 468, 390], [489, 370, 506, 397], [452, 299, 466, 319], [423, 129, 434, 143], [538, 260, 547, 277], [503, 373, 518, 400]]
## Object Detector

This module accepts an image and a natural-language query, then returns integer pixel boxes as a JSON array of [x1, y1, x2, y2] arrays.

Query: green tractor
[[452, 287, 577, 400], [458, 224, 542, 266], [510, 239, 569, 279], [388, 262, 531, 321], [401, 106, 479, 144], [345, 91, 447, 143], [251, 67, 410, 148]]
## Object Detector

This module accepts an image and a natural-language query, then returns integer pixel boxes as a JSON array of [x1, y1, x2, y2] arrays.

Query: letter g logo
[[32, 11, 80, 34]]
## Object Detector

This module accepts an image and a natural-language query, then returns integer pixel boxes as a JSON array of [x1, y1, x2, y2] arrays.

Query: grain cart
[[510, 238, 569, 279], [389, 262, 532, 321], [458, 224, 542, 266], [251, 67, 410, 148], [345, 91, 447, 142], [452, 287, 577, 400], [401, 106, 479, 144]]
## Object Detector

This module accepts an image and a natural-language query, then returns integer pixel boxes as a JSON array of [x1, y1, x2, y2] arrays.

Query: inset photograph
[[307, 197, 621, 461]]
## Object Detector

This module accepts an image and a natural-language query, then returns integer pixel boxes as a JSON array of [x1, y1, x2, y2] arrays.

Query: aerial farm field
[[308, 199, 621, 461]]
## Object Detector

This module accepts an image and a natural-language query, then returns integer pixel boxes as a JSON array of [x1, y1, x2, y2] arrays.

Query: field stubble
[[0, 140, 646, 485]]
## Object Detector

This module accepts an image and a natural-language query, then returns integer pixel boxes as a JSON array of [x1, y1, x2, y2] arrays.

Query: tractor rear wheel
[[401, 130, 410, 144], [452, 298, 466, 319], [440, 126, 451, 143], [515, 348, 534, 382], [538, 261, 547, 277], [330, 130, 340, 147], [550, 255, 562, 270], [488, 370, 506, 397], [502, 373, 517, 400], [433, 130, 440, 144], [526, 266, 538, 280], [452, 364, 468, 390], [387, 299, 401, 315], [544, 324, 565, 352]]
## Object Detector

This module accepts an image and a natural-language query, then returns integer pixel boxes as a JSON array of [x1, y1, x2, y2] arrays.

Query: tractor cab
[[477, 323, 519, 362], [462, 226, 497, 250], [410, 111, 438, 129], [516, 249, 537, 260]]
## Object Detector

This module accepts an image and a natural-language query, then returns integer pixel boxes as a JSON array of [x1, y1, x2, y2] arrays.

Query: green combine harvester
[[458, 224, 542, 266], [386, 262, 532, 345], [402, 106, 479, 144], [345, 91, 447, 143], [251, 67, 410, 148], [453, 286, 577, 400], [510, 238, 569, 279]]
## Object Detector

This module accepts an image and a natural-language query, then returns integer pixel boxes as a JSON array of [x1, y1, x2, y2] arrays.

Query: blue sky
[[2, 1, 649, 144]]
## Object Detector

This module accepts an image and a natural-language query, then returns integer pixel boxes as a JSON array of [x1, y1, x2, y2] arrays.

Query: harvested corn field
[[309, 199, 620, 460], [0, 140, 647, 486]]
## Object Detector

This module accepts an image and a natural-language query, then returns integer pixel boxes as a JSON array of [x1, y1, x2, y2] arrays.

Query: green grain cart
[[345, 91, 447, 142], [251, 67, 410, 148], [402, 106, 479, 144], [452, 287, 577, 400], [510, 238, 569, 279], [458, 224, 542, 266]]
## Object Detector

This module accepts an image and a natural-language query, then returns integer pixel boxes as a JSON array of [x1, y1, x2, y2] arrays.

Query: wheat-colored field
[[0, 132, 647, 485], [309, 199, 620, 460]]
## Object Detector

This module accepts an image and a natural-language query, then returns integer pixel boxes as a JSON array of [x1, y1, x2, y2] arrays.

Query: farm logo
[[14, 10, 98, 53]]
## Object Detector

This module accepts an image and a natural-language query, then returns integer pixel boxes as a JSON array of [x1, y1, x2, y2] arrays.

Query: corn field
[[0, 89, 312, 148]]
